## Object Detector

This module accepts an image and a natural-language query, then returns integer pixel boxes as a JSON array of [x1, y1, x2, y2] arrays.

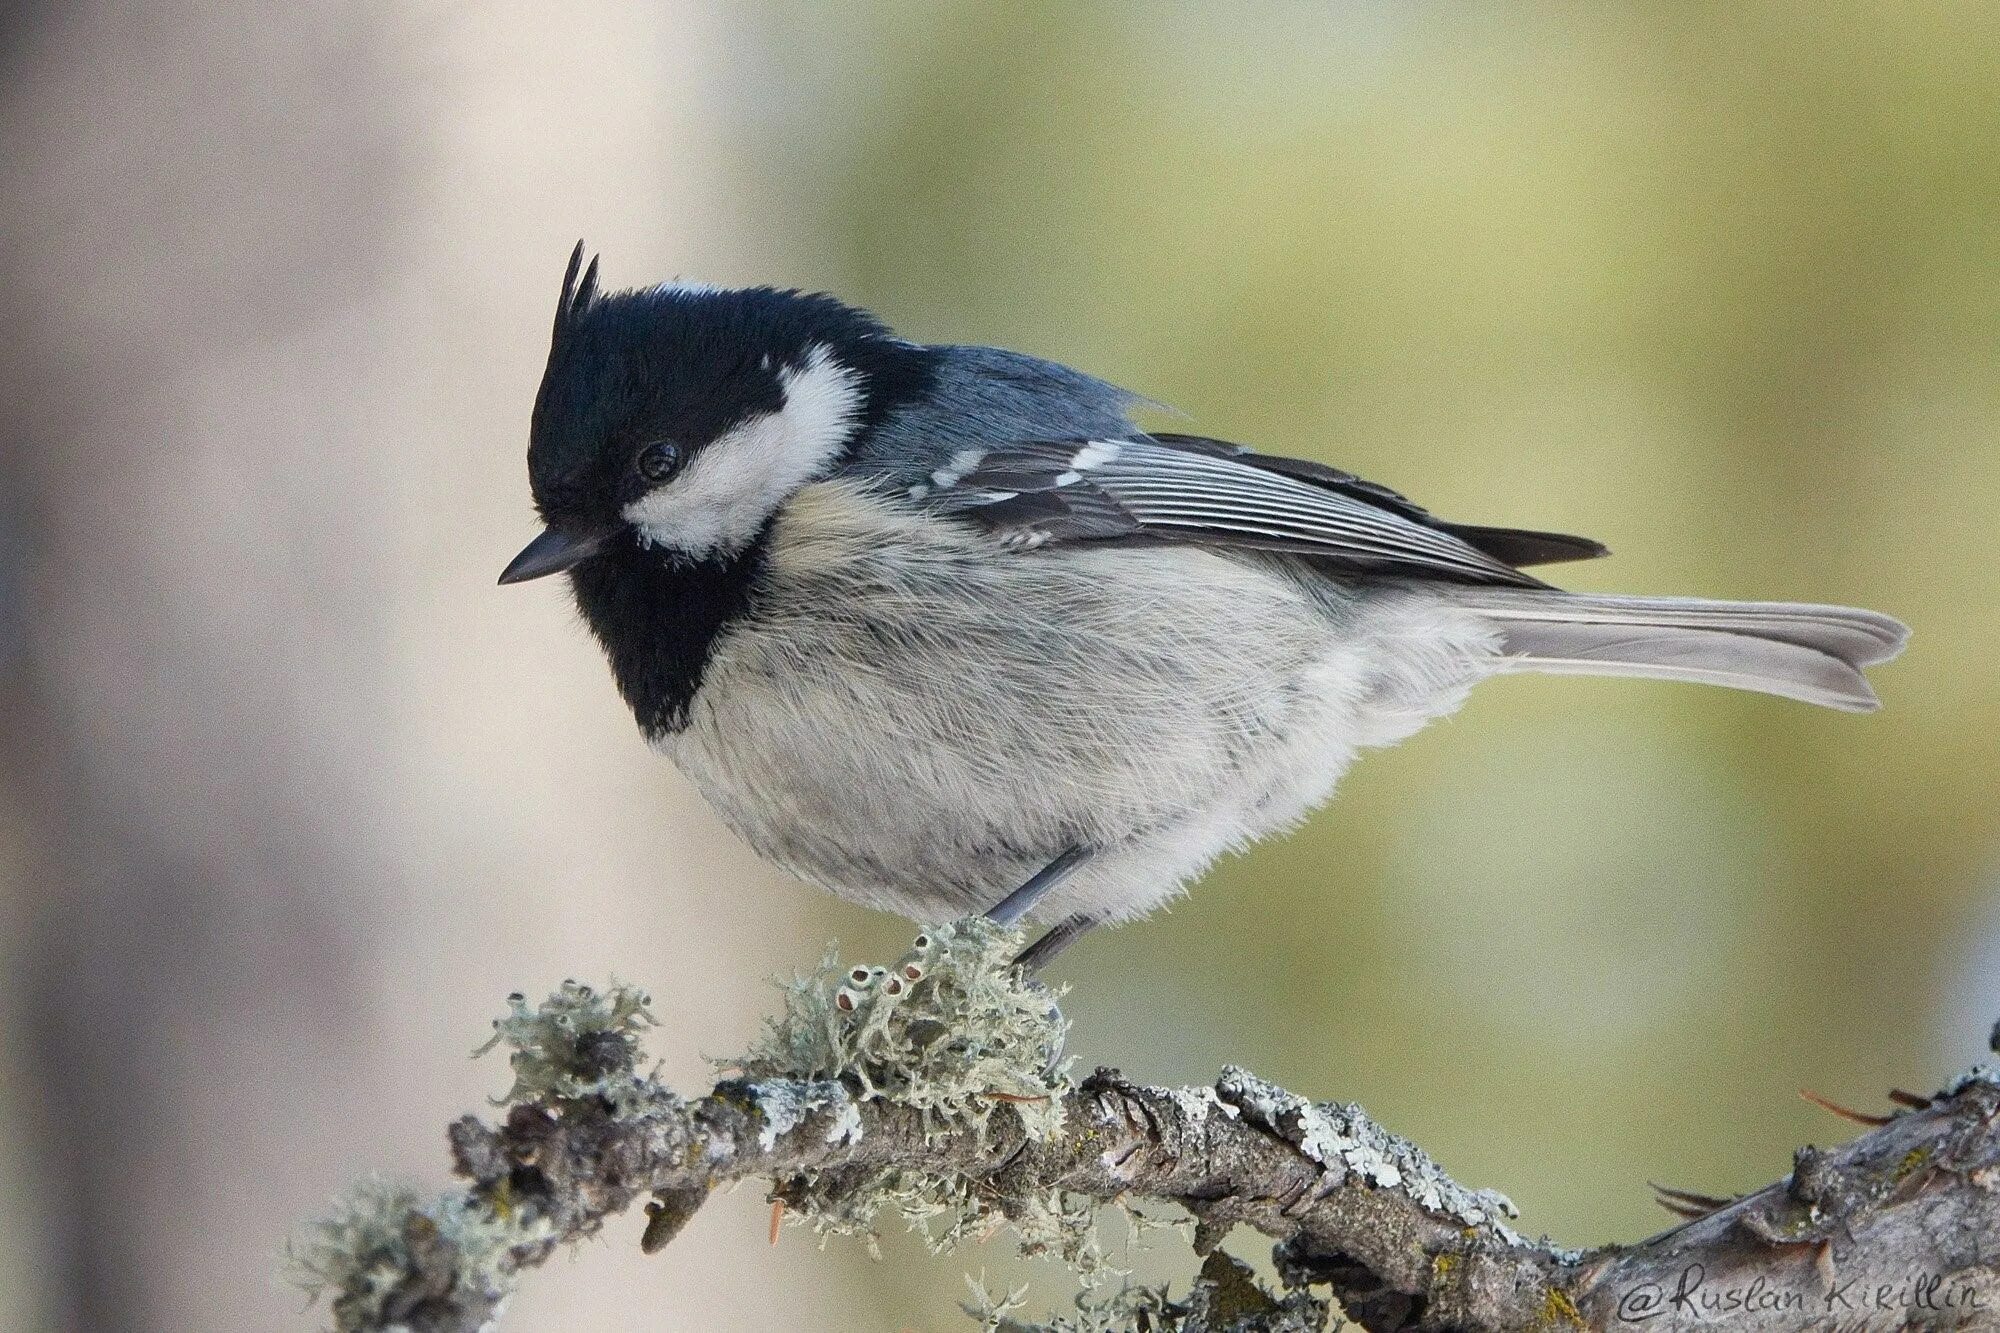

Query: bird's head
[[500, 244, 925, 584]]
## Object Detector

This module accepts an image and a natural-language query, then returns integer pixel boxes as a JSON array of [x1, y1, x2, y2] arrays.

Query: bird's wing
[[905, 433, 1605, 587]]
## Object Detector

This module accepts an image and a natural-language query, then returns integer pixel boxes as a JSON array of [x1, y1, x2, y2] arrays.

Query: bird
[[501, 243, 1908, 968]]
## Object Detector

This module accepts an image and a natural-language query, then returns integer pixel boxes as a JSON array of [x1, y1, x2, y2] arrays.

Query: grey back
[[843, 344, 1150, 483]]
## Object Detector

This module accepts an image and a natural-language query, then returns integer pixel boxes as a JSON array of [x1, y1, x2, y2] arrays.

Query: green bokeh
[[746, 1, 1999, 1321]]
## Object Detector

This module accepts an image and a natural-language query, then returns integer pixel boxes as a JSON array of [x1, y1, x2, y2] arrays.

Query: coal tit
[[501, 244, 1907, 966]]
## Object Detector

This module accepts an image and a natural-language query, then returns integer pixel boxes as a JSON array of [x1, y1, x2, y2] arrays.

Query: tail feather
[[1458, 591, 1910, 713]]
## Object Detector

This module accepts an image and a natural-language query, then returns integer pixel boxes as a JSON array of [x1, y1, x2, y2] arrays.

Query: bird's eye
[[635, 442, 683, 484]]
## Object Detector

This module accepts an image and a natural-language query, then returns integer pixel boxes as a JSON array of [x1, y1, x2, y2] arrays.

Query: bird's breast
[[658, 480, 1487, 917]]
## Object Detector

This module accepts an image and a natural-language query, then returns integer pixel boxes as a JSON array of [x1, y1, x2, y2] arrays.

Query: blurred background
[[1, 1, 1996, 1328]]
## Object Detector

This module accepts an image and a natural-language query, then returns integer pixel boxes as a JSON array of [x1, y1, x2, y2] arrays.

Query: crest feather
[[553, 240, 602, 343]]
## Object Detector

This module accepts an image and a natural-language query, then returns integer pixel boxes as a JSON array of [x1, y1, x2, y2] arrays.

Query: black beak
[[498, 526, 614, 585]]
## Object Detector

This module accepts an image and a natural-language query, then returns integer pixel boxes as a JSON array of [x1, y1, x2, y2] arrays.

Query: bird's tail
[[1456, 590, 1910, 712]]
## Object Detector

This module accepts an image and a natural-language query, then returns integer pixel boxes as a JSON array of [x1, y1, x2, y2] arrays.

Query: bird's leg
[[981, 852, 1094, 1077], [1014, 914, 1097, 971], [984, 845, 1091, 927]]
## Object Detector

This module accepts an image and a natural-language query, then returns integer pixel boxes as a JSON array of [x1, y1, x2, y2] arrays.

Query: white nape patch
[[621, 344, 863, 558], [1069, 441, 1121, 470], [929, 448, 985, 489]]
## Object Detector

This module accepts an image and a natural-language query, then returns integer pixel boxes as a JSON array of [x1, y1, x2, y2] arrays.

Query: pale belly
[[663, 483, 1501, 925]]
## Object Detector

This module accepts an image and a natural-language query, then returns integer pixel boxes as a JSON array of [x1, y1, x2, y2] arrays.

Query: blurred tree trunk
[[0, 3, 823, 1328], [1, 7, 405, 1327]]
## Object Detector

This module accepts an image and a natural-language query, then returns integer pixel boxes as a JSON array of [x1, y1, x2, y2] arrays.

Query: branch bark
[[341, 1043, 2000, 1331]]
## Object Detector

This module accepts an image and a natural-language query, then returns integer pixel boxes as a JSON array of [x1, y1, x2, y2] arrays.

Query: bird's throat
[[566, 530, 770, 738]]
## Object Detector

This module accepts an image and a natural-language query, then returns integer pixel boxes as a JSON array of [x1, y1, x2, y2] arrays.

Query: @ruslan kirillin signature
[[1613, 1262, 1985, 1324]]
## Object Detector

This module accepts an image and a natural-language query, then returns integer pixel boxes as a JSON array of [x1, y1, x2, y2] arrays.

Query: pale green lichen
[[796, 1165, 1105, 1273], [291, 980, 651, 1330], [1219, 1065, 1521, 1234], [736, 917, 1092, 1267], [741, 916, 1070, 1139], [289, 1175, 550, 1333], [744, 1076, 866, 1151], [965, 1275, 1174, 1333], [965, 1252, 1332, 1332], [475, 978, 658, 1112]]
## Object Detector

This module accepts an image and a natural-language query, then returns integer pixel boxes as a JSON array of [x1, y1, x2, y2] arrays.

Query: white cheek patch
[[622, 344, 863, 559]]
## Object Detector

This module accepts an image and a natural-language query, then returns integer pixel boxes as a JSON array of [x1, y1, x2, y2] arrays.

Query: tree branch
[[292, 923, 2000, 1332]]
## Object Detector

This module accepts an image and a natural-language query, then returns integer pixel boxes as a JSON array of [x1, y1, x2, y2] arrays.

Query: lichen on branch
[[475, 977, 660, 1110], [741, 916, 1069, 1140], [735, 917, 1090, 1262], [290, 919, 2000, 1333], [287, 1175, 546, 1331]]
